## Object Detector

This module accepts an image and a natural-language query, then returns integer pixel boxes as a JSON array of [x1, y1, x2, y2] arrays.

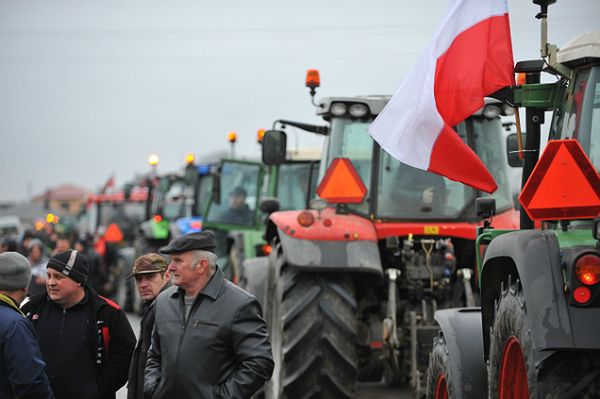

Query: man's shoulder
[[158, 285, 178, 300], [0, 306, 32, 336], [0, 303, 22, 323], [220, 279, 256, 305], [20, 293, 46, 314]]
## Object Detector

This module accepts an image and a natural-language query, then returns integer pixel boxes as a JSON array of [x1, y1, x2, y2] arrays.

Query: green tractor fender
[[480, 229, 600, 360]]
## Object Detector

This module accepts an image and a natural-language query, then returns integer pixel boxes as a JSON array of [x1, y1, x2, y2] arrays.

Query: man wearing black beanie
[[22, 249, 136, 399]]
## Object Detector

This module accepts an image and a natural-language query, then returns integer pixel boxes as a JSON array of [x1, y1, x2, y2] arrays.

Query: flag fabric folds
[[368, 0, 515, 193]]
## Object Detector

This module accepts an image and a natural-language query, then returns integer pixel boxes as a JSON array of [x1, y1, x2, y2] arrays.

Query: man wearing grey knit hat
[[0, 252, 54, 398], [22, 250, 135, 399]]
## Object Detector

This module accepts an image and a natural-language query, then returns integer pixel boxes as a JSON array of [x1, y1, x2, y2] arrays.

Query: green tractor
[[202, 141, 320, 284], [426, 2, 600, 398]]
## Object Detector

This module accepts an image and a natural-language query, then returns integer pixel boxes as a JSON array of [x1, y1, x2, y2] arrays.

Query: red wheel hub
[[434, 374, 449, 399], [498, 336, 529, 398]]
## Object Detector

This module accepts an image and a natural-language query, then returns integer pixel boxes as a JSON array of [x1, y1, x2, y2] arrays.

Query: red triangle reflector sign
[[316, 158, 367, 204], [519, 139, 600, 220]]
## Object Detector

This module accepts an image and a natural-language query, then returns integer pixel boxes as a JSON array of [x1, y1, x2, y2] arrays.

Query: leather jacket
[[144, 267, 273, 399]]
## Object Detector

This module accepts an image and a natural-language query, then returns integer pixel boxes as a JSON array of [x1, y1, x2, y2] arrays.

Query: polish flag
[[368, 0, 515, 193]]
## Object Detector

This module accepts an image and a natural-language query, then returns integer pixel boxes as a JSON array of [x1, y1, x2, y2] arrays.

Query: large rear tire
[[425, 332, 454, 399], [488, 277, 535, 398], [266, 252, 358, 399]]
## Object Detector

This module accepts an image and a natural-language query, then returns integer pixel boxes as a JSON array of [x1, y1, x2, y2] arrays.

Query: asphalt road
[[118, 313, 412, 399]]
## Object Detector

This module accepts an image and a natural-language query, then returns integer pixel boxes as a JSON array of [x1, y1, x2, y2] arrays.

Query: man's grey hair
[[190, 250, 217, 274]]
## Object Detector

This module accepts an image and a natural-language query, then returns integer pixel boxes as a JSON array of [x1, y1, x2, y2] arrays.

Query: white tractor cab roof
[[0, 215, 24, 238], [557, 30, 600, 66], [286, 147, 322, 161]]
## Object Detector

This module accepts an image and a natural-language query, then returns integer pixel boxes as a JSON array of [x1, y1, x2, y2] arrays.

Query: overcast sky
[[0, 0, 598, 202]]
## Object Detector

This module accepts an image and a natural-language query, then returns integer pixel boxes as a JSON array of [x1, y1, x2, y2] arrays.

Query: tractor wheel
[[488, 277, 536, 398], [425, 332, 454, 399], [265, 256, 358, 399]]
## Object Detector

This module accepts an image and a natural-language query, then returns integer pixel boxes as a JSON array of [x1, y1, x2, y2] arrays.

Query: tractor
[[201, 133, 320, 284], [426, 2, 600, 398], [241, 72, 522, 397]]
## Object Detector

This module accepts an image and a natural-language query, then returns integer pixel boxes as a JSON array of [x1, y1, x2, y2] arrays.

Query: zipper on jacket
[[59, 308, 66, 336], [174, 294, 203, 398]]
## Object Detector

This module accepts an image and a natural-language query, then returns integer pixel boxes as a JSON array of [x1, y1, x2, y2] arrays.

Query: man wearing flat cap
[[144, 231, 274, 399], [0, 252, 54, 399], [126, 253, 171, 399], [22, 249, 136, 399]]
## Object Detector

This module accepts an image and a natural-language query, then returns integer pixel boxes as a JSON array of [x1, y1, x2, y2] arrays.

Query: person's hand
[[422, 187, 435, 204]]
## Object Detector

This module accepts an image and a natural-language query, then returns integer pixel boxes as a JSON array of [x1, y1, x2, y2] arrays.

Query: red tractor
[[242, 72, 522, 397]]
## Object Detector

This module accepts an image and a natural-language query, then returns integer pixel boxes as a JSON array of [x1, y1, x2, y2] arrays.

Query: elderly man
[[0, 252, 54, 399], [126, 253, 171, 399], [144, 231, 273, 399], [22, 249, 136, 399]]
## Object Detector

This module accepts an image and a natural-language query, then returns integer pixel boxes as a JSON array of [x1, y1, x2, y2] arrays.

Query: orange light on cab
[[516, 72, 526, 85], [257, 129, 266, 143], [185, 153, 195, 164], [227, 132, 237, 143], [306, 69, 320, 89], [153, 214, 163, 223]]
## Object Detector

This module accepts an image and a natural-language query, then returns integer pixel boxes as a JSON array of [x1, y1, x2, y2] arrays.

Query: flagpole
[[514, 108, 524, 161]]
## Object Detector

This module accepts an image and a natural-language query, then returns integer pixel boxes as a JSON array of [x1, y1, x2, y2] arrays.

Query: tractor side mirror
[[212, 171, 221, 206], [507, 133, 525, 167], [184, 163, 198, 186], [262, 130, 287, 166], [123, 183, 134, 200]]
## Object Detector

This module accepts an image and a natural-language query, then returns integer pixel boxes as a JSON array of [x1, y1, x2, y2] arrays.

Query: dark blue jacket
[[0, 293, 54, 399]]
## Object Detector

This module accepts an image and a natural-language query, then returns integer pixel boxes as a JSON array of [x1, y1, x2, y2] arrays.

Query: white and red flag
[[368, 0, 515, 193]]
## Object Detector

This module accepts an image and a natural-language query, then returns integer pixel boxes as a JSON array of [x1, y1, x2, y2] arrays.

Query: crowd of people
[[0, 230, 274, 399]]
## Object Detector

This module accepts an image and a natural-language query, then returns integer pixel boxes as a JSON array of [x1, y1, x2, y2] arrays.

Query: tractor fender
[[480, 229, 600, 356], [265, 208, 382, 275], [434, 308, 487, 398], [275, 227, 382, 275], [239, 256, 269, 310]]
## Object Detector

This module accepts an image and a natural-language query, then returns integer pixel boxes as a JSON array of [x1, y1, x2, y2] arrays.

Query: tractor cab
[[548, 32, 600, 167], [315, 97, 517, 222]]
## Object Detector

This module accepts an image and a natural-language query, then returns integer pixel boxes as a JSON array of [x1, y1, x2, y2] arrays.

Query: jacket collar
[[171, 266, 224, 301], [0, 292, 24, 316]]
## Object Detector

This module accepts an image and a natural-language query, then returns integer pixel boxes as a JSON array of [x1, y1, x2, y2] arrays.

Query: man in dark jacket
[[0, 252, 54, 399], [144, 231, 273, 399], [126, 253, 171, 399], [22, 249, 136, 399], [217, 186, 254, 224]]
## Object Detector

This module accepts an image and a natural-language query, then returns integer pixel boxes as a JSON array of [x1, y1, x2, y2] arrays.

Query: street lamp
[[148, 154, 159, 176]]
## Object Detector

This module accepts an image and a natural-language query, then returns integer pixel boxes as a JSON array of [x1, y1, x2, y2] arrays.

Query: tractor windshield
[[324, 119, 373, 214], [325, 115, 513, 219], [161, 180, 187, 220], [550, 65, 600, 170], [194, 174, 213, 216], [205, 162, 262, 226]]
